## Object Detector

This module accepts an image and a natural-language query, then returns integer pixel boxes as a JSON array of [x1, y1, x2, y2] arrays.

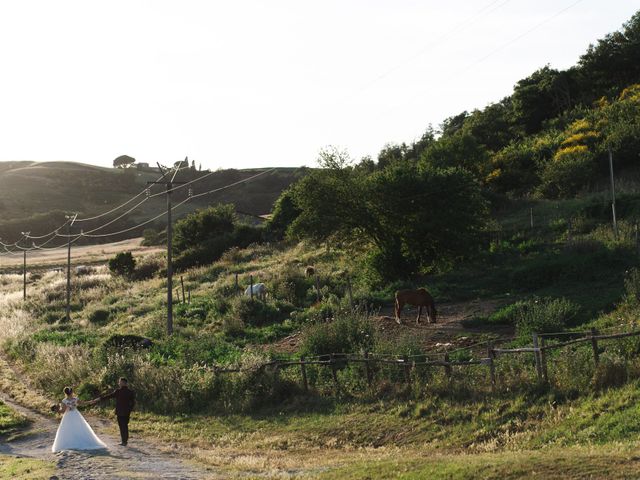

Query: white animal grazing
[[244, 283, 267, 301]]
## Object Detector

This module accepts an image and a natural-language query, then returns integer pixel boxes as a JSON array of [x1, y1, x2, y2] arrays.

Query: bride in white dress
[[52, 387, 107, 453]]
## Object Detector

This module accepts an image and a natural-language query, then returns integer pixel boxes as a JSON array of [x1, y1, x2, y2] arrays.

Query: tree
[[113, 155, 136, 168], [419, 130, 489, 179], [266, 188, 301, 239], [577, 11, 640, 101], [289, 149, 488, 280], [173, 204, 262, 269], [108, 252, 136, 277], [511, 66, 574, 135]]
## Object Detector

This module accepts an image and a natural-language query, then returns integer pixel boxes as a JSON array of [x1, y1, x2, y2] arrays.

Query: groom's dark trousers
[[117, 415, 130, 444], [100, 386, 135, 444]]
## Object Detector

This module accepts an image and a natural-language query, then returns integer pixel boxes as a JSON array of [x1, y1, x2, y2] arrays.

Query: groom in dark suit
[[96, 377, 136, 446]]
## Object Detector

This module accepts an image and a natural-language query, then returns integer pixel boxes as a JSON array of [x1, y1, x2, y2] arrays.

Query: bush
[[514, 297, 580, 339], [132, 255, 163, 280], [537, 148, 596, 198], [108, 252, 136, 278], [300, 310, 375, 357], [229, 296, 291, 327]]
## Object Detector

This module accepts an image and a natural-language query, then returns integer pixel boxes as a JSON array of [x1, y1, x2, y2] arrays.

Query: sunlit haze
[[0, 0, 636, 170]]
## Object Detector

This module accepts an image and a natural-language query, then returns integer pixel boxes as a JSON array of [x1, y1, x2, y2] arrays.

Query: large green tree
[[288, 150, 488, 280]]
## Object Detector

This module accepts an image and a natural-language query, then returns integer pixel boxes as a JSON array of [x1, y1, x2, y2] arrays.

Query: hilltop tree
[[113, 155, 136, 168]]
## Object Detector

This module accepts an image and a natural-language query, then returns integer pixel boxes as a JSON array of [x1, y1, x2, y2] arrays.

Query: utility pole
[[609, 147, 618, 240], [20, 232, 29, 301], [65, 214, 78, 322], [148, 163, 185, 335]]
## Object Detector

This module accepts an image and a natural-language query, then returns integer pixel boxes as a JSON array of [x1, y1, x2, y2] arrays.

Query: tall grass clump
[[514, 297, 580, 339], [300, 310, 375, 356]]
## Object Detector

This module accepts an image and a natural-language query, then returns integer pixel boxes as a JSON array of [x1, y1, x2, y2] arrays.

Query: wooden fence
[[209, 327, 640, 394]]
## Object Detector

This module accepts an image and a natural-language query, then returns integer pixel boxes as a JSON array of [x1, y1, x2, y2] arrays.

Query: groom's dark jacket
[[101, 386, 135, 416]]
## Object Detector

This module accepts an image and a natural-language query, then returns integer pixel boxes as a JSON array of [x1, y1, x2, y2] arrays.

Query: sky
[[0, 0, 637, 170]]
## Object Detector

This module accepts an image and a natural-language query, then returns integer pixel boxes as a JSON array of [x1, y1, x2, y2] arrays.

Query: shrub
[[515, 297, 580, 339], [108, 252, 136, 278], [132, 255, 163, 280], [228, 296, 291, 327], [300, 310, 375, 357], [537, 148, 596, 198]]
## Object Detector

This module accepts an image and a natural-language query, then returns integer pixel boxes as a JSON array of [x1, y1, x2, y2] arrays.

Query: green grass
[[0, 400, 28, 436], [317, 445, 640, 479], [0, 456, 56, 480]]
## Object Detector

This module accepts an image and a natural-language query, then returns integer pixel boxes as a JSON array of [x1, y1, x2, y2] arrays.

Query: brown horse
[[395, 288, 437, 325]]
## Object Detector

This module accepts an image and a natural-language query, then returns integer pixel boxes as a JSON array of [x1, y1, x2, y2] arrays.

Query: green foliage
[[300, 311, 374, 357], [229, 296, 293, 328], [108, 251, 136, 277], [514, 297, 580, 338], [537, 149, 596, 198], [289, 157, 488, 280], [173, 204, 263, 270], [420, 130, 489, 177], [266, 187, 301, 239]]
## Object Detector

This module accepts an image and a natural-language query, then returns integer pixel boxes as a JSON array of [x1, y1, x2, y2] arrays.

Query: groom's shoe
[[118, 442, 127, 446]]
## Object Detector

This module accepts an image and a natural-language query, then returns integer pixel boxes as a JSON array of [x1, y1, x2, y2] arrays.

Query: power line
[[344, 0, 514, 102]]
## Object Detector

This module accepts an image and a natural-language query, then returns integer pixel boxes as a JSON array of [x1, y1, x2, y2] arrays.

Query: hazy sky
[[0, 1, 636, 170]]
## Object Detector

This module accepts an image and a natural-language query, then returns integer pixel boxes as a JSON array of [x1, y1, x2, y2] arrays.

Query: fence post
[[532, 333, 543, 382], [591, 327, 600, 366], [300, 356, 308, 392], [443, 352, 452, 380], [530, 207, 534, 229], [250, 275, 254, 302], [539, 336, 548, 383], [235, 273, 239, 296], [180, 276, 186, 305], [487, 344, 496, 390], [364, 351, 372, 387], [402, 355, 411, 387], [188, 286, 191, 304], [346, 275, 354, 310], [329, 353, 339, 393]]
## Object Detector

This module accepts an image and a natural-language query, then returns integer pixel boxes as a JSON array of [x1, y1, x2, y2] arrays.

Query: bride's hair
[[63, 387, 73, 396]]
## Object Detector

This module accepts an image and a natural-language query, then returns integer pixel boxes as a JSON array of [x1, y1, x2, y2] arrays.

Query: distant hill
[[0, 161, 305, 245]]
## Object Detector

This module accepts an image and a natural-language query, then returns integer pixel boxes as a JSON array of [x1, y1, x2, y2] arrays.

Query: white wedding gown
[[52, 397, 107, 452]]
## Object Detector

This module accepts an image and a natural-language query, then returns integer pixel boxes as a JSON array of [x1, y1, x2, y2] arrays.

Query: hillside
[[0, 161, 303, 244], [1, 188, 640, 477]]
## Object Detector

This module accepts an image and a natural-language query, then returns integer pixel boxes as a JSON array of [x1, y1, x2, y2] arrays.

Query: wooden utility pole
[[609, 147, 618, 240], [20, 232, 29, 301], [148, 164, 185, 335], [64, 215, 77, 322]]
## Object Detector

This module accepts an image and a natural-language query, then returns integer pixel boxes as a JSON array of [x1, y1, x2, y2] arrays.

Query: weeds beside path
[[0, 356, 217, 480]]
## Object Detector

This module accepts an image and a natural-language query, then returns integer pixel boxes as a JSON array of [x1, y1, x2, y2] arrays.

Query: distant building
[[136, 162, 150, 170]]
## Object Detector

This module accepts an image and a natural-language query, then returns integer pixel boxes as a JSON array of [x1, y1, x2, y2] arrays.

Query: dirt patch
[[372, 298, 512, 351]]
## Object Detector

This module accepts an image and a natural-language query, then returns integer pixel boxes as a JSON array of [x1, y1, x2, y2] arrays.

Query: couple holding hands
[[51, 377, 135, 453]]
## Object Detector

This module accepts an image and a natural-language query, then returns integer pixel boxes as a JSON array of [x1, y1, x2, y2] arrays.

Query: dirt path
[[269, 298, 513, 355], [0, 390, 218, 479], [372, 297, 513, 350]]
